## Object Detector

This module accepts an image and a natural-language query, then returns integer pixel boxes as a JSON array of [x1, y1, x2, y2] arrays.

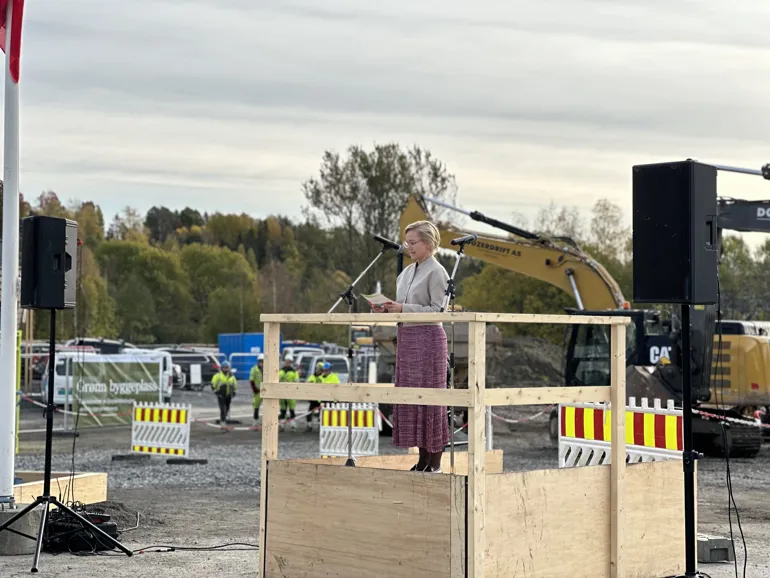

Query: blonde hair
[[405, 220, 440, 255]]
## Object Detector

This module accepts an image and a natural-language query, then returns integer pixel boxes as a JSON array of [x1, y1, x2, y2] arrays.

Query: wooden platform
[[263, 458, 685, 578], [13, 472, 107, 505], [257, 311, 689, 577]]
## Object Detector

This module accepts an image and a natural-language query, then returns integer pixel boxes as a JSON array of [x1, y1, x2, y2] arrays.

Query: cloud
[[1, 0, 769, 247]]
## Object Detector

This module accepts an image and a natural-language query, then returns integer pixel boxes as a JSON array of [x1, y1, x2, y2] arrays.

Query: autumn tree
[[302, 143, 458, 286]]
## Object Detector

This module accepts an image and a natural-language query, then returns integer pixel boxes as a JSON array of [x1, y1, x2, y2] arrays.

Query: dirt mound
[[487, 336, 564, 387], [89, 500, 165, 531]]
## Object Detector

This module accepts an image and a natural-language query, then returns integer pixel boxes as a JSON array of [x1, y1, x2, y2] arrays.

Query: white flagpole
[[0, 0, 20, 503]]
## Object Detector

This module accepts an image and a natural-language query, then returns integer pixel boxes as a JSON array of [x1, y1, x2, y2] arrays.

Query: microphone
[[450, 233, 477, 246], [373, 234, 404, 253]]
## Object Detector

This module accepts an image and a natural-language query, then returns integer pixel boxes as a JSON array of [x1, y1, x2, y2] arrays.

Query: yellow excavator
[[373, 194, 769, 458]]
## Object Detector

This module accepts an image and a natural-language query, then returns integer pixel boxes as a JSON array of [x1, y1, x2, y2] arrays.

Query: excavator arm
[[399, 195, 627, 311], [717, 197, 770, 232]]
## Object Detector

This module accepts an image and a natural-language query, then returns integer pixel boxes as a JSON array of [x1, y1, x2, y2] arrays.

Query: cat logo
[[650, 346, 672, 365]]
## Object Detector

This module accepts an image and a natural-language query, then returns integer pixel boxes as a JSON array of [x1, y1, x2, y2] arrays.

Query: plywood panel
[[14, 472, 107, 505], [264, 460, 466, 578], [296, 449, 503, 475], [450, 475, 467, 578], [484, 461, 685, 578]]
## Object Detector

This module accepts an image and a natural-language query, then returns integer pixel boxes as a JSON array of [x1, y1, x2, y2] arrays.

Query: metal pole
[[0, 0, 21, 503], [680, 304, 698, 576], [711, 163, 770, 179], [345, 302, 355, 467], [328, 250, 385, 314]]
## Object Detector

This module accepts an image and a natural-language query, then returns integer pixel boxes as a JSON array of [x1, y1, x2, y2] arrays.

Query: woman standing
[[374, 220, 450, 472]]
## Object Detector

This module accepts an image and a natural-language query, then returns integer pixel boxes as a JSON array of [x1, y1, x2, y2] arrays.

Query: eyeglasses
[[404, 239, 424, 247]]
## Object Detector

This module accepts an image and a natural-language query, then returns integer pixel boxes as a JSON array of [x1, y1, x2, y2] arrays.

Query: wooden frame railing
[[257, 311, 630, 578]]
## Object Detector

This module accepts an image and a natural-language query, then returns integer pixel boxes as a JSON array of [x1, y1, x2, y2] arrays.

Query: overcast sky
[[5, 0, 770, 245]]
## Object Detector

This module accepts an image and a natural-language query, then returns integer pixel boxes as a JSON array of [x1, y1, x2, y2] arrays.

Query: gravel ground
[[2, 395, 769, 577]]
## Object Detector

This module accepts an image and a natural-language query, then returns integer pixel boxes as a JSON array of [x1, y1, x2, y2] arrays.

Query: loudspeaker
[[632, 159, 718, 304], [20, 216, 78, 310]]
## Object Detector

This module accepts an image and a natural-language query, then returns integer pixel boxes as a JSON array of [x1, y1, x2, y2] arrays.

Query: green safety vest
[[279, 367, 299, 382], [250, 365, 263, 386], [212, 371, 237, 396]]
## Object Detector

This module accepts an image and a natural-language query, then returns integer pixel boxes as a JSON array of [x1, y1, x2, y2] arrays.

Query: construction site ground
[[2, 389, 769, 577]]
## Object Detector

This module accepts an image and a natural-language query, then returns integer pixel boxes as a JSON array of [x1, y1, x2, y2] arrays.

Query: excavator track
[[699, 419, 763, 459]]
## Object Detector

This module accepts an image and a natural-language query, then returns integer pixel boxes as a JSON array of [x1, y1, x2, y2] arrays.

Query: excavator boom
[[400, 195, 627, 311], [717, 197, 770, 233]]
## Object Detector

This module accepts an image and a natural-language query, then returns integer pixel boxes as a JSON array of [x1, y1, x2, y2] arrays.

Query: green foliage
[[10, 145, 770, 350]]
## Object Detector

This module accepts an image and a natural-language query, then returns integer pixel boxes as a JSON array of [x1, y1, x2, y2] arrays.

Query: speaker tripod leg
[[30, 500, 50, 573], [0, 498, 42, 534]]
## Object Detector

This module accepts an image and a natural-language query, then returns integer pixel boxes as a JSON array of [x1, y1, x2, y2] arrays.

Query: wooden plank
[[474, 313, 632, 325], [296, 449, 504, 475], [485, 386, 612, 406], [259, 321, 281, 577], [259, 312, 632, 326], [467, 320, 486, 578], [260, 382, 473, 407], [610, 323, 627, 578], [260, 312, 479, 324], [264, 460, 459, 577], [14, 472, 107, 505], [484, 461, 685, 578]]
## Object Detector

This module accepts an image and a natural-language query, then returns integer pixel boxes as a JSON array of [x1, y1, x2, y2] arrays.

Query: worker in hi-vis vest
[[321, 362, 340, 384], [212, 360, 238, 427], [278, 355, 299, 431], [250, 354, 264, 426], [304, 361, 324, 432]]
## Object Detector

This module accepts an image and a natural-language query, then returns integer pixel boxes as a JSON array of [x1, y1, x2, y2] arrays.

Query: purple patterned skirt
[[392, 324, 450, 453]]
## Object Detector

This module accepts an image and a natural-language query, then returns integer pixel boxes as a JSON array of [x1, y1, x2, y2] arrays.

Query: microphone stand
[[441, 240, 469, 475], [329, 242, 399, 467]]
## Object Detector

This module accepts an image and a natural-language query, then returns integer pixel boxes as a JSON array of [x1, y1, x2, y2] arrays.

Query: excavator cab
[[563, 308, 673, 386]]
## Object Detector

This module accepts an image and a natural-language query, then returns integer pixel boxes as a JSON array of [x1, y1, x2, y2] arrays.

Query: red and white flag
[[0, 0, 24, 83]]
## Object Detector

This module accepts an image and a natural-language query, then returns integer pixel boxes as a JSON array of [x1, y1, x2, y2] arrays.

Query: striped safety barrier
[[558, 397, 683, 467], [131, 401, 192, 457], [320, 403, 379, 458]]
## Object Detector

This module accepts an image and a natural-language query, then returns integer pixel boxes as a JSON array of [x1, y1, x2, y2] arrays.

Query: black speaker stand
[[0, 309, 133, 572], [673, 304, 705, 578]]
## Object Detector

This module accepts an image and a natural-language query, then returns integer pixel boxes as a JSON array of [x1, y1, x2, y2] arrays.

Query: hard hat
[[315, 361, 324, 369], [222, 361, 231, 368], [284, 354, 293, 362], [257, 353, 264, 361], [322, 362, 331, 371]]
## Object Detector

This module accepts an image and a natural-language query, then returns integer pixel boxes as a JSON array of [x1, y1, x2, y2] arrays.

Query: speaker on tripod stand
[[0, 215, 133, 572], [632, 159, 717, 578]]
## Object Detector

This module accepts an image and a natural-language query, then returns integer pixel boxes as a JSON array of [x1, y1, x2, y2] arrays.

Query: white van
[[42, 350, 173, 407], [41, 352, 80, 407]]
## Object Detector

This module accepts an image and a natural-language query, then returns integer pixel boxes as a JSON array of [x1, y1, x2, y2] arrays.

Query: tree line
[[1, 143, 767, 346]]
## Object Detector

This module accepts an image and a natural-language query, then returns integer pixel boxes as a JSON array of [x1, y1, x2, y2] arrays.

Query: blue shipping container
[[218, 332, 282, 376]]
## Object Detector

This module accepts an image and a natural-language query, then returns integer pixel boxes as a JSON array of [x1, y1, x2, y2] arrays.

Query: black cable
[[131, 542, 259, 553], [88, 542, 260, 556], [66, 242, 85, 506], [715, 271, 747, 578]]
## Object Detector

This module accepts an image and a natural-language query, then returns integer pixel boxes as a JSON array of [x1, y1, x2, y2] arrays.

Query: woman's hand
[[371, 304, 386, 313], [383, 301, 403, 313]]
